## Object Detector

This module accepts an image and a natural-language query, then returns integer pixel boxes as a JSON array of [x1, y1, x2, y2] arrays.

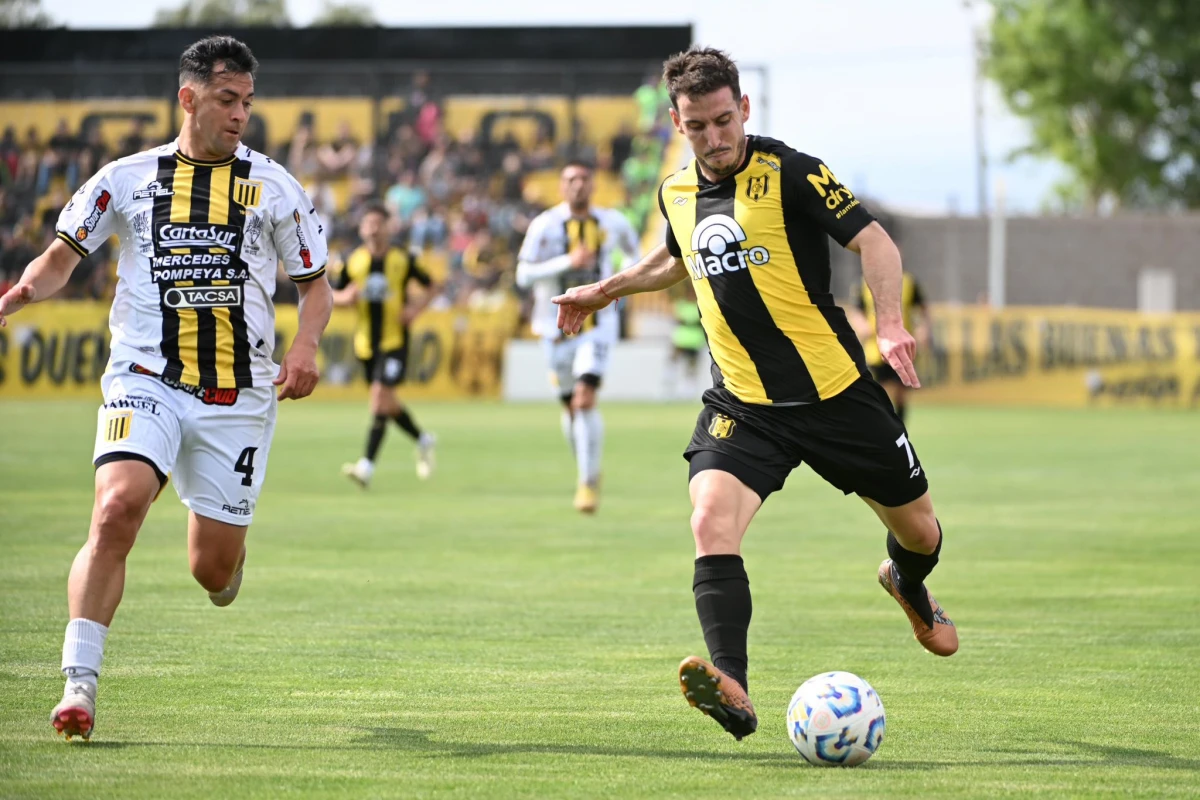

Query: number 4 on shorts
[[234, 446, 258, 487]]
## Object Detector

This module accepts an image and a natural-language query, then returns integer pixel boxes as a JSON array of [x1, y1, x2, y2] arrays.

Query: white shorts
[[93, 363, 277, 526], [546, 334, 612, 398]]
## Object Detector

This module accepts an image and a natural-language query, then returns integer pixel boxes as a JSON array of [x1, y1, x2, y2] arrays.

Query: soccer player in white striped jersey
[[0, 36, 332, 741], [516, 161, 640, 513]]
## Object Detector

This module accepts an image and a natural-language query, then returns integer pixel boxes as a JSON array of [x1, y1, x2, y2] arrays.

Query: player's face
[[181, 67, 254, 157], [560, 166, 593, 210], [359, 210, 388, 250], [670, 87, 750, 179]]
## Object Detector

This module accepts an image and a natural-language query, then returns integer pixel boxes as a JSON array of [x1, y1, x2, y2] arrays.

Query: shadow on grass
[[64, 734, 1200, 773], [69, 728, 796, 766]]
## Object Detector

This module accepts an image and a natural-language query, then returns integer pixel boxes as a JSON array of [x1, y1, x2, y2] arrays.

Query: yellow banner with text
[[915, 304, 1200, 408], [0, 300, 521, 400]]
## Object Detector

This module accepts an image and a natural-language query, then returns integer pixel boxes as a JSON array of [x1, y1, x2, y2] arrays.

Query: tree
[[310, 0, 376, 26], [0, 0, 56, 28], [153, 0, 292, 27], [987, 0, 1200, 211]]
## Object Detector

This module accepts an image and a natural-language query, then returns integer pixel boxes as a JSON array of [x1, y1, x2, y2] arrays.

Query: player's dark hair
[[179, 36, 259, 88], [360, 201, 389, 221], [562, 159, 594, 173], [662, 46, 741, 109]]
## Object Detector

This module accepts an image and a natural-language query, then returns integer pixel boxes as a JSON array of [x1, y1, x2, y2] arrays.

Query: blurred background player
[[334, 202, 440, 487], [849, 270, 930, 423], [516, 160, 640, 513], [665, 280, 706, 400]]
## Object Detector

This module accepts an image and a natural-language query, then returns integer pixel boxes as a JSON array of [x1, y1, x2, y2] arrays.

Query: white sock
[[572, 408, 604, 485], [561, 410, 575, 455], [62, 618, 108, 689], [356, 457, 375, 478]]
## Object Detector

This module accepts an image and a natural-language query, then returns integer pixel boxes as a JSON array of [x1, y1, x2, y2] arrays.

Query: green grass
[[1, 399, 1198, 798]]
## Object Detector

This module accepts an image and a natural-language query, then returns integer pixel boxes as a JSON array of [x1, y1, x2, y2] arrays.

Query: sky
[[40, 0, 1064, 216]]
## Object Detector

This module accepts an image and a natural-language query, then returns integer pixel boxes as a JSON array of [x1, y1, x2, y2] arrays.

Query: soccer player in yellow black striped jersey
[[0, 36, 334, 741], [554, 46, 957, 743], [332, 203, 441, 487]]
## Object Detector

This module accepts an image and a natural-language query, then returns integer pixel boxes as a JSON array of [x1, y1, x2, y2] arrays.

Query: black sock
[[693, 554, 752, 693], [886, 523, 942, 626], [393, 409, 422, 441], [365, 414, 387, 461], [896, 401, 907, 424]]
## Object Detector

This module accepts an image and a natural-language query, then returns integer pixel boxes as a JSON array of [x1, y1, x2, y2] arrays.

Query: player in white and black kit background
[[516, 161, 640, 513]]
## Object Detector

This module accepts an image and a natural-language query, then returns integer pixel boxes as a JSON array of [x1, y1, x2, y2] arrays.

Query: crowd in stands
[[0, 71, 676, 334]]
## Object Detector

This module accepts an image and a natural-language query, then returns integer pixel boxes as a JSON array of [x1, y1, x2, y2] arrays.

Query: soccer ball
[[786, 671, 885, 767]]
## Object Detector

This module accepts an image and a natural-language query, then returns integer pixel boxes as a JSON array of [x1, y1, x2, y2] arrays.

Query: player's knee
[[91, 488, 145, 555], [190, 550, 240, 593], [890, 502, 940, 554], [690, 499, 740, 554], [571, 388, 596, 412]]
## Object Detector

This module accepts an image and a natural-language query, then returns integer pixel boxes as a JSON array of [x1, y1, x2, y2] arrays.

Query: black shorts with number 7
[[683, 377, 928, 507]]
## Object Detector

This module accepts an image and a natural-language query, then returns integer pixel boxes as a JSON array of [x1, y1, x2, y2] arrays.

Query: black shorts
[[870, 362, 901, 385], [360, 346, 409, 387], [683, 378, 928, 507]]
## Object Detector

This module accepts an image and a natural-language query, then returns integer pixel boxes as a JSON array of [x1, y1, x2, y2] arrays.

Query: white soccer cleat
[[209, 548, 246, 608], [416, 433, 437, 480], [51, 680, 96, 741], [341, 458, 373, 489]]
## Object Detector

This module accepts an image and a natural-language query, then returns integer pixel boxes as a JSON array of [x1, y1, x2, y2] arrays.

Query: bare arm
[[274, 274, 333, 400], [402, 280, 442, 325], [551, 243, 687, 335], [0, 239, 83, 327], [847, 222, 919, 387], [331, 283, 358, 307]]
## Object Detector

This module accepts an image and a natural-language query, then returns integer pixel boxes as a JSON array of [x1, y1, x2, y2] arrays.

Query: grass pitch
[[1, 399, 1198, 798]]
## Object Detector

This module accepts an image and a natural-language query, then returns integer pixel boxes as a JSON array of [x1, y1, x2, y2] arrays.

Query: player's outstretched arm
[[0, 239, 83, 328], [275, 273, 333, 401], [848, 222, 919, 388], [552, 243, 687, 335]]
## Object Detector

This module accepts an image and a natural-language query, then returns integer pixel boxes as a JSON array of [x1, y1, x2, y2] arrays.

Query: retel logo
[[684, 214, 771, 280]]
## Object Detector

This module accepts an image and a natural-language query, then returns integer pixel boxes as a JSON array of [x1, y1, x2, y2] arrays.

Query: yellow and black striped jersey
[[858, 273, 926, 367], [55, 140, 328, 389], [332, 245, 432, 360], [659, 135, 873, 405]]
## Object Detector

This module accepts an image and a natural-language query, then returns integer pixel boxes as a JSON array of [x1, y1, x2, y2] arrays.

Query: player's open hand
[[552, 283, 613, 335], [876, 321, 921, 389], [0, 284, 36, 328], [274, 342, 320, 400]]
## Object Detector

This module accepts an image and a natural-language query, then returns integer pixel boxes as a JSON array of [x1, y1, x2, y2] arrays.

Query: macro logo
[[684, 214, 770, 280]]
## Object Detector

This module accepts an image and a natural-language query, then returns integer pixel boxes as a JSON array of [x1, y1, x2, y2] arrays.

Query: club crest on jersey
[[233, 177, 263, 209], [708, 415, 736, 440], [132, 180, 174, 200], [684, 214, 771, 280], [747, 175, 769, 202]]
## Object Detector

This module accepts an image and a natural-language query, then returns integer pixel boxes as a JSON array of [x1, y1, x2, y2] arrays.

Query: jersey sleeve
[[517, 213, 547, 263], [781, 152, 875, 247], [657, 183, 682, 258], [408, 255, 433, 287], [55, 163, 120, 258], [271, 173, 329, 282], [615, 212, 642, 263]]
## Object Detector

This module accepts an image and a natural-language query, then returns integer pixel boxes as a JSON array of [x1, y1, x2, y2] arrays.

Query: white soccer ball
[[786, 671, 885, 767]]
